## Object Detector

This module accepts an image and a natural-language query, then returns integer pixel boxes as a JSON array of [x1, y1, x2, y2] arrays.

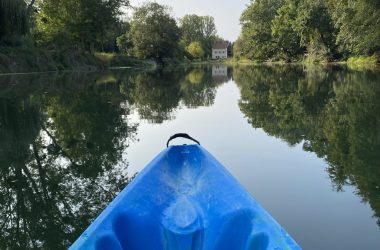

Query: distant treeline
[[235, 0, 380, 62], [0, 1, 225, 64]]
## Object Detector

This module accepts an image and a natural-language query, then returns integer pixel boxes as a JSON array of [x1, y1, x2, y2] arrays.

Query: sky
[[128, 0, 249, 41]]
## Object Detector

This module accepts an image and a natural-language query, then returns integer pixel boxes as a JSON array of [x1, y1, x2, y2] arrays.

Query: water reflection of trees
[[0, 66, 229, 249], [181, 66, 226, 108], [235, 65, 380, 226], [121, 66, 230, 123], [0, 75, 137, 249], [122, 70, 183, 123]]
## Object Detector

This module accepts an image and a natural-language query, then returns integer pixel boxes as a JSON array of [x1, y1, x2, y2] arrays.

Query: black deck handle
[[167, 133, 200, 147]]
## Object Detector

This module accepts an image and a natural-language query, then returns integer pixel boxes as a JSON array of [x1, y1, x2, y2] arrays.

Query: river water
[[0, 64, 379, 249]]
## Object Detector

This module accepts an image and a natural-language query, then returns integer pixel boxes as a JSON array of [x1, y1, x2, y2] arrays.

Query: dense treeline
[[0, 0, 127, 50], [116, 3, 223, 62], [0, 0, 224, 67], [36, 0, 129, 51], [235, 0, 380, 62]]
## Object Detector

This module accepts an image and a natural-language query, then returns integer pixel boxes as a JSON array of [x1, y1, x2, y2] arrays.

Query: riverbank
[[0, 48, 153, 74], [2, 48, 378, 75], [227, 55, 380, 67]]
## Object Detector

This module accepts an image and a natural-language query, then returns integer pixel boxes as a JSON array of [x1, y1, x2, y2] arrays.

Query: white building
[[212, 41, 229, 60]]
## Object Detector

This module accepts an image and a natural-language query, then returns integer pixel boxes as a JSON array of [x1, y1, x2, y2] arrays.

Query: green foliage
[[239, 0, 285, 61], [347, 55, 380, 65], [128, 2, 180, 63], [116, 22, 132, 54], [1, 0, 224, 67], [239, 0, 380, 62], [94, 52, 152, 68], [0, 0, 29, 44], [272, 0, 336, 61], [186, 42, 205, 59], [271, 1, 303, 61], [327, 0, 380, 56], [0, 47, 107, 73], [179, 14, 218, 58], [36, 0, 128, 50]]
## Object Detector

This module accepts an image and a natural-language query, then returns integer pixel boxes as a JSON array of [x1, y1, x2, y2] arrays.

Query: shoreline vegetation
[[1, 1, 223, 74], [235, 0, 380, 65], [0, 48, 155, 74], [1, 0, 379, 74], [226, 56, 380, 66], [0, 48, 378, 75]]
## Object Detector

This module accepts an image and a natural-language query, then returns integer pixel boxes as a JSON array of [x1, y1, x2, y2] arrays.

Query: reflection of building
[[212, 65, 228, 76], [212, 41, 229, 60], [212, 65, 229, 83]]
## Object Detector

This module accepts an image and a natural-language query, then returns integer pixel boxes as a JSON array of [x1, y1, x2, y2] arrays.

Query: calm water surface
[[0, 65, 379, 249]]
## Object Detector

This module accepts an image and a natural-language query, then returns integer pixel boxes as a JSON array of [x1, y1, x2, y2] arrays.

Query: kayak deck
[[70, 144, 301, 250]]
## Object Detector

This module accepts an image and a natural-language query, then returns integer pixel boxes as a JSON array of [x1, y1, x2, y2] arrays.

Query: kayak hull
[[70, 145, 301, 250]]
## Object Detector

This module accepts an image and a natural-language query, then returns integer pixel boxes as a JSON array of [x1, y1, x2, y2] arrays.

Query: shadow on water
[[234, 64, 380, 228], [0, 65, 230, 249]]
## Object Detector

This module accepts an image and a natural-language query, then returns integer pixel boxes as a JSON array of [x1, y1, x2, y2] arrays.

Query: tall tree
[[239, 0, 285, 61], [179, 14, 218, 58], [128, 2, 180, 63], [272, 0, 336, 61], [271, 1, 303, 60]]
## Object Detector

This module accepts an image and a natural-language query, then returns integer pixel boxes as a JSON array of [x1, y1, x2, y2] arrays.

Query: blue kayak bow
[[70, 134, 301, 250]]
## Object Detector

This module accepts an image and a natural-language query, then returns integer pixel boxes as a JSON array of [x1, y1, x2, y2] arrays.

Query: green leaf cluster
[[237, 0, 380, 62], [35, 0, 128, 51], [179, 14, 218, 59], [186, 42, 205, 60], [127, 2, 180, 63], [238, 0, 285, 61]]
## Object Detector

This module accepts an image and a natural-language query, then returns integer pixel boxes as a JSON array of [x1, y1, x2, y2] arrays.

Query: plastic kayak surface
[[70, 144, 301, 250]]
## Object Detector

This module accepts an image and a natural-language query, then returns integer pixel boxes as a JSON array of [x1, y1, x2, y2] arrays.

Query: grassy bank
[[347, 55, 379, 65], [94, 52, 154, 69], [346, 55, 380, 70], [0, 48, 153, 74], [224, 55, 380, 66]]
